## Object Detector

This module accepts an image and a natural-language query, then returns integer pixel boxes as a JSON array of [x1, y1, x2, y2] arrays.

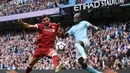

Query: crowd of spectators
[[88, 21, 130, 70], [1, 0, 130, 16], [0, 21, 130, 70], [0, 0, 60, 16]]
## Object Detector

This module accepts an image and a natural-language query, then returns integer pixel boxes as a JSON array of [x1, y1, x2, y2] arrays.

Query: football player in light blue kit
[[64, 13, 103, 73]]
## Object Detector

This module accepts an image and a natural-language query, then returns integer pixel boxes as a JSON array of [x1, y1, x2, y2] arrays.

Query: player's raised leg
[[75, 41, 102, 73], [25, 57, 39, 73], [25, 49, 43, 73], [46, 49, 62, 73]]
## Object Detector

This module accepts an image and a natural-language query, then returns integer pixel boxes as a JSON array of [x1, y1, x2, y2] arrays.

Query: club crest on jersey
[[43, 28, 55, 32], [53, 29, 55, 32], [52, 26, 55, 28]]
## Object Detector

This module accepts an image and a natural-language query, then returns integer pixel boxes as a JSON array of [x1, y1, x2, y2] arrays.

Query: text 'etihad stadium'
[[74, 0, 124, 11]]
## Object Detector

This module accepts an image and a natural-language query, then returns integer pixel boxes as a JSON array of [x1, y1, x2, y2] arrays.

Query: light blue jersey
[[68, 21, 91, 41], [68, 20, 102, 73]]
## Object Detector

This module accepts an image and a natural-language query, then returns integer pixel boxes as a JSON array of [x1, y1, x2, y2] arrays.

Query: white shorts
[[75, 39, 90, 61]]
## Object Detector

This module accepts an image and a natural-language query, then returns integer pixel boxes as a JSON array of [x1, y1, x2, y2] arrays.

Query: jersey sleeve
[[36, 23, 41, 29], [83, 21, 92, 27], [55, 23, 59, 31], [36, 23, 43, 32], [67, 27, 73, 36], [52, 23, 59, 31]]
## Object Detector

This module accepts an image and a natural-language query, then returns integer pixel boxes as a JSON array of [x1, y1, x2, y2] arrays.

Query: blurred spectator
[[126, 21, 130, 32]]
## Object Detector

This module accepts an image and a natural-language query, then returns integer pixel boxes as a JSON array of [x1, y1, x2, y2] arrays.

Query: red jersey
[[36, 22, 59, 49]]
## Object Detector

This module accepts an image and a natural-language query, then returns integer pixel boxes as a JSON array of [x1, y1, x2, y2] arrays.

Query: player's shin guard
[[25, 66, 32, 73], [52, 55, 59, 68]]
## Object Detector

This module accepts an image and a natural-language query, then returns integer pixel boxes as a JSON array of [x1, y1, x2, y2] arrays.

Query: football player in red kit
[[18, 15, 62, 73]]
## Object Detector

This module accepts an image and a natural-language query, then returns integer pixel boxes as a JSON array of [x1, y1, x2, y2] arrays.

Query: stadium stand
[[0, 0, 60, 16], [1, 0, 129, 16]]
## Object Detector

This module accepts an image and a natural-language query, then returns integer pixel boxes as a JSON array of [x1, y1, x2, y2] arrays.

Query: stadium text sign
[[74, 0, 124, 11]]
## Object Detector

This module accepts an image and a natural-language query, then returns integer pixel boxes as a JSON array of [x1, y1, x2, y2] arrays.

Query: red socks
[[52, 55, 59, 68]]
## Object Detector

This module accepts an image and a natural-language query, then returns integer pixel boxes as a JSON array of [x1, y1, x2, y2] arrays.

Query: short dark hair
[[42, 14, 50, 19]]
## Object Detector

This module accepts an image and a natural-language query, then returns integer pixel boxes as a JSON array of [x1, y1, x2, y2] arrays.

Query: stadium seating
[[0, 0, 60, 16]]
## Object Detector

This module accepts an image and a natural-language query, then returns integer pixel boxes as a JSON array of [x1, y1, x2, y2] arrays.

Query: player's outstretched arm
[[89, 24, 102, 31], [18, 18, 37, 29]]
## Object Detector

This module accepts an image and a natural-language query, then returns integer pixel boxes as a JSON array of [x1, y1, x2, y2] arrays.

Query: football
[[55, 42, 66, 51]]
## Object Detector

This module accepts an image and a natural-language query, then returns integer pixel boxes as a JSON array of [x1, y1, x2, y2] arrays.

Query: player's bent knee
[[52, 53, 58, 57], [29, 57, 39, 66], [47, 49, 58, 57]]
